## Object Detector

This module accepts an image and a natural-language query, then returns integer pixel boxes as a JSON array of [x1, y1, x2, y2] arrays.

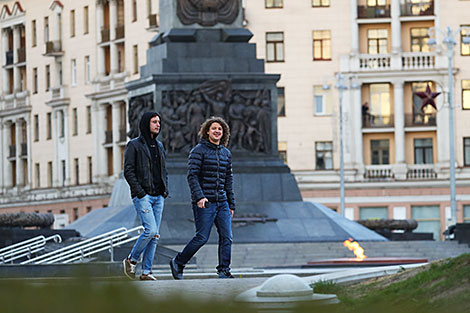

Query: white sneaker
[[123, 258, 136, 280], [139, 273, 157, 281]]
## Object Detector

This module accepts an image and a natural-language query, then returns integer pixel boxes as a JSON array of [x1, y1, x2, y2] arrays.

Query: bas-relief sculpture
[[128, 80, 272, 154], [127, 93, 154, 139], [177, 0, 239, 26]]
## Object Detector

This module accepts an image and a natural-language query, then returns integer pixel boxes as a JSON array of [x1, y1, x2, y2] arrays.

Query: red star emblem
[[414, 84, 441, 111]]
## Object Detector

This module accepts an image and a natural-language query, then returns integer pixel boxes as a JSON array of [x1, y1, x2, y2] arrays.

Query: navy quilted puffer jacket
[[187, 138, 236, 210]]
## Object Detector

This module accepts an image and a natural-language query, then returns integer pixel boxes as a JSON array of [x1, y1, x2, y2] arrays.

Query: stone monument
[[70, 0, 386, 244]]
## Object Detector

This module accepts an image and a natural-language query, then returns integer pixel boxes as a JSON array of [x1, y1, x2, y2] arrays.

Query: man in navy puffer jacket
[[170, 116, 236, 279]]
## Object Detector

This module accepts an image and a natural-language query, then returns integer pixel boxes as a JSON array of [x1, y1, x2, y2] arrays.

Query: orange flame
[[343, 238, 367, 260]]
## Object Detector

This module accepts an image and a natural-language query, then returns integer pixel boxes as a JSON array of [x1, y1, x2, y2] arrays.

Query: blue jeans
[[128, 195, 164, 275], [175, 201, 233, 272]]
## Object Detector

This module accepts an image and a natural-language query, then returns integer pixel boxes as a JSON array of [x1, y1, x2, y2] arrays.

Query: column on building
[[3, 121, 12, 189], [15, 118, 24, 186], [1, 29, 10, 94], [62, 108, 70, 186], [94, 103, 108, 180], [112, 101, 122, 176], [96, 2, 106, 76], [109, 0, 119, 74], [436, 80, 449, 166], [13, 25, 21, 93], [393, 80, 406, 179], [24, 114, 31, 188], [390, 0, 402, 69], [0, 121, 4, 190], [52, 7, 61, 50], [52, 109, 59, 186], [352, 84, 364, 174], [350, 0, 359, 55]]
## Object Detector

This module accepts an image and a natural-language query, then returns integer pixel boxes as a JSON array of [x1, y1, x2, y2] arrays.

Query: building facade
[[1, 0, 469, 240]]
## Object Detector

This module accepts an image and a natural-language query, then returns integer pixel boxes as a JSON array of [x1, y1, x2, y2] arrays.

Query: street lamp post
[[428, 26, 470, 224], [335, 73, 348, 216]]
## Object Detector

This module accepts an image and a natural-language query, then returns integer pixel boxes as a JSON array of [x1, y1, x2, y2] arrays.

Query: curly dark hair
[[198, 116, 230, 147]]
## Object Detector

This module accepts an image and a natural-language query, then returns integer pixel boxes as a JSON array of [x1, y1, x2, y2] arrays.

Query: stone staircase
[[166, 241, 470, 269]]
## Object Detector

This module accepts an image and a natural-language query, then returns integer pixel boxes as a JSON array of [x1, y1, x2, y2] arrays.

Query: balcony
[[406, 164, 437, 179], [5, 51, 13, 65], [402, 52, 435, 70], [349, 51, 437, 72], [405, 113, 436, 127], [45, 41, 63, 56], [46, 86, 70, 108], [364, 165, 394, 180], [363, 114, 394, 128], [401, 1, 433, 16], [101, 27, 110, 43], [358, 54, 391, 70], [148, 14, 158, 30], [357, 5, 391, 19], [115, 25, 125, 40], [8, 145, 16, 158], [105, 130, 113, 144], [20, 143, 27, 157], [17, 47, 26, 63]]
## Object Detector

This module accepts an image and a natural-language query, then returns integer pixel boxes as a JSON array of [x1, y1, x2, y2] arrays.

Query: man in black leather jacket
[[122, 112, 168, 281], [170, 116, 236, 279]]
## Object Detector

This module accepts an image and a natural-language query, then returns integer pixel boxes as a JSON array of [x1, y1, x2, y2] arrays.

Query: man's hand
[[230, 209, 234, 219], [197, 198, 209, 208]]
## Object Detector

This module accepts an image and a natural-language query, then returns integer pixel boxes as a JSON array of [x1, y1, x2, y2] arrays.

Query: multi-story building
[[0, 0, 469, 240]]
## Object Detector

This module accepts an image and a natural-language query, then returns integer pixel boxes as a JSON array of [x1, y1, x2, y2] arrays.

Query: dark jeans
[[175, 201, 233, 272]]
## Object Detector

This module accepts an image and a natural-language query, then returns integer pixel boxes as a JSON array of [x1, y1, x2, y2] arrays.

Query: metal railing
[[357, 5, 391, 18], [21, 226, 143, 265], [0, 234, 62, 264]]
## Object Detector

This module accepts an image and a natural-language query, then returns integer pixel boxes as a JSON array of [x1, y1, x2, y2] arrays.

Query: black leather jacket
[[124, 136, 168, 199], [187, 138, 235, 210]]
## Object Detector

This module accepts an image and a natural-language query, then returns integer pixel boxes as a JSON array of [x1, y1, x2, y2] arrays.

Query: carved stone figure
[[127, 94, 154, 139], [144, 80, 272, 154], [0, 212, 54, 228], [177, 0, 239, 26]]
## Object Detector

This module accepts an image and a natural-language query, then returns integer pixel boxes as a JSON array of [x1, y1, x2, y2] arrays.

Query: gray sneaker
[[123, 258, 136, 280], [169, 257, 184, 280]]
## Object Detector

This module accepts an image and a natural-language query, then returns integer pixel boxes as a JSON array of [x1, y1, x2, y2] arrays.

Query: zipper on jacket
[[216, 148, 220, 203]]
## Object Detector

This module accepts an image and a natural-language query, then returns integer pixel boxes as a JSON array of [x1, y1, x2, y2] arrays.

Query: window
[[132, 0, 137, 22], [86, 206, 92, 213], [277, 87, 285, 116], [47, 161, 53, 187], [33, 67, 38, 94], [86, 105, 92, 133], [84, 6, 89, 34], [412, 205, 441, 241], [368, 29, 388, 54], [133, 45, 139, 74], [278, 141, 287, 164], [370, 139, 389, 165], [44, 17, 49, 42], [59, 110, 65, 138], [461, 26, 470, 56], [315, 141, 333, 170], [58, 61, 63, 86], [360, 206, 388, 220], [71, 59, 77, 86], [73, 208, 79, 220], [266, 32, 284, 62], [266, 0, 283, 8], [414, 138, 433, 164], [147, 0, 153, 16], [46, 112, 52, 140], [312, 0, 330, 7], [313, 30, 331, 60], [61, 160, 66, 186], [464, 205, 470, 223], [35, 163, 40, 188], [34, 115, 39, 141], [72, 108, 78, 136], [45, 65, 50, 91], [367, 0, 386, 5], [411, 28, 430, 52], [463, 80, 470, 110], [70, 10, 75, 37], [74, 158, 79, 185], [464, 137, 470, 166], [313, 85, 332, 115], [88, 156, 93, 183], [85, 56, 90, 83], [369, 83, 391, 126], [32, 20, 37, 47]]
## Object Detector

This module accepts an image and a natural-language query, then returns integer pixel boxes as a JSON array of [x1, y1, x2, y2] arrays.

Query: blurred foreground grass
[[1, 253, 468, 313]]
